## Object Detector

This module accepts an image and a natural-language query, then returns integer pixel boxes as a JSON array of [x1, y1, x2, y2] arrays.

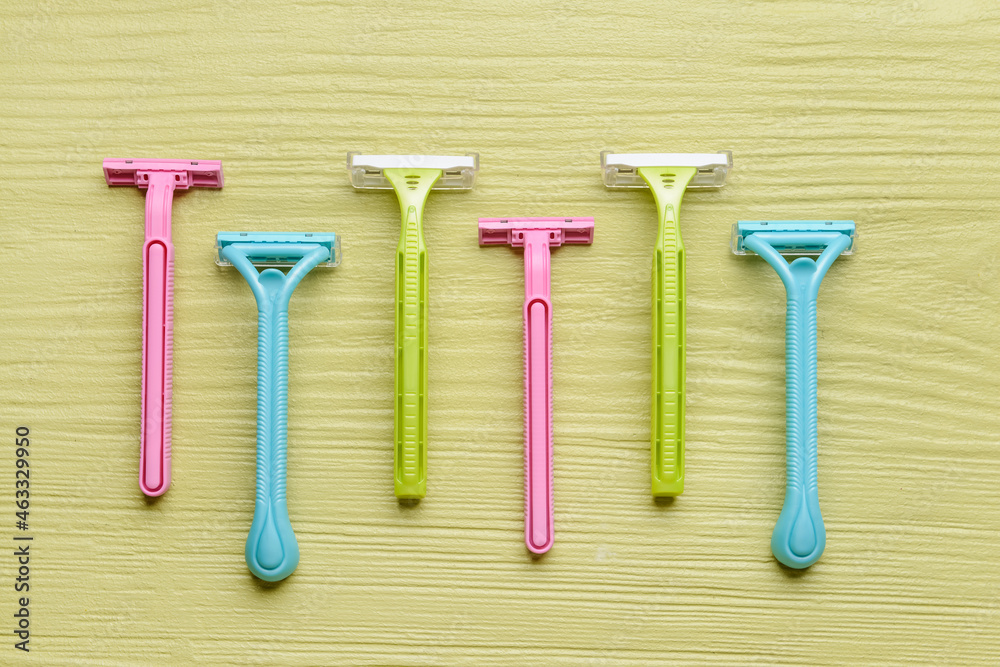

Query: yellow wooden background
[[2, 1, 999, 664]]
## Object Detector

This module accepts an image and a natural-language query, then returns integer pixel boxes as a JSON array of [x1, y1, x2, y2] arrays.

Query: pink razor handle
[[479, 218, 595, 554], [103, 159, 223, 496]]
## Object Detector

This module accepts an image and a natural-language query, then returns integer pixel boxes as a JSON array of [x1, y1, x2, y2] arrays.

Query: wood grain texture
[[2, 1, 1000, 664]]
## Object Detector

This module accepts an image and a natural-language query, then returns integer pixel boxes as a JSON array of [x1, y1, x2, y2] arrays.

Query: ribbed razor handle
[[221, 244, 331, 582], [651, 205, 685, 497], [386, 168, 440, 500], [394, 204, 428, 499], [522, 232, 554, 554], [743, 232, 851, 568], [638, 166, 696, 497], [246, 305, 299, 581], [140, 173, 176, 497], [774, 291, 825, 567]]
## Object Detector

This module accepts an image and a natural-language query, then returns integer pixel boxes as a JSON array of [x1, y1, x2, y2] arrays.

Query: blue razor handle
[[220, 240, 334, 582], [739, 224, 853, 569]]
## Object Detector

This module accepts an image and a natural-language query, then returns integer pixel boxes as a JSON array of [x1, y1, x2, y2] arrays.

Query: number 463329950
[[15, 426, 29, 530]]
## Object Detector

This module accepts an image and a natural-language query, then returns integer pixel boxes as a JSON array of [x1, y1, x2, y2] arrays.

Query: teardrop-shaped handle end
[[245, 503, 300, 582], [771, 493, 826, 569]]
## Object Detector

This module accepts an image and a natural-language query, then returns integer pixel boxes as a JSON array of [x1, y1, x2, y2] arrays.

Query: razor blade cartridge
[[601, 151, 732, 189], [215, 232, 341, 267], [347, 153, 479, 190], [103, 158, 224, 189], [731, 221, 857, 256], [478, 218, 595, 247]]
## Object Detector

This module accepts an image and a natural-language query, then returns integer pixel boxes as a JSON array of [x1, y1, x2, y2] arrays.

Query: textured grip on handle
[[139, 173, 177, 497], [385, 168, 441, 499], [651, 211, 685, 496], [743, 233, 852, 568], [522, 232, 554, 554], [221, 244, 331, 582], [772, 294, 825, 567], [141, 238, 173, 496], [394, 208, 428, 498], [639, 167, 696, 497], [246, 305, 299, 581]]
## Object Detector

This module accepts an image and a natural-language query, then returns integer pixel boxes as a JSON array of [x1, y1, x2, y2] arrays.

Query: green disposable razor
[[601, 151, 733, 497], [348, 153, 479, 499]]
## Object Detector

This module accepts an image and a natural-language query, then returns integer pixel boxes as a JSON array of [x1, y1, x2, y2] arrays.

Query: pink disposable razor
[[479, 218, 595, 554], [103, 158, 224, 496]]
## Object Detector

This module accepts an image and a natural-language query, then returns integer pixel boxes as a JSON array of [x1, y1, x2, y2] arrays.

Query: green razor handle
[[602, 150, 732, 498], [348, 153, 479, 499], [638, 166, 696, 497], [386, 168, 441, 499]]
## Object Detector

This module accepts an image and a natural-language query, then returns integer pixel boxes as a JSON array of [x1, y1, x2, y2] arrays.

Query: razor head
[[347, 153, 479, 190], [478, 217, 594, 247], [103, 158, 224, 189], [601, 151, 732, 189], [731, 221, 857, 256], [215, 232, 341, 268]]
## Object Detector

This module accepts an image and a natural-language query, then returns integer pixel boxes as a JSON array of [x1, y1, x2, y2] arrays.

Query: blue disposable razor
[[216, 232, 341, 582], [732, 221, 856, 569]]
